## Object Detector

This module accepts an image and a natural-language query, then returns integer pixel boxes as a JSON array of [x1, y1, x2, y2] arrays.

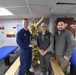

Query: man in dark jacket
[[16, 18, 34, 75], [54, 21, 75, 74], [37, 23, 54, 75]]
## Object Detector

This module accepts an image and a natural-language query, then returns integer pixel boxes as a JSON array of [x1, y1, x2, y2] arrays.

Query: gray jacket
[[54, 29, 75, 57]]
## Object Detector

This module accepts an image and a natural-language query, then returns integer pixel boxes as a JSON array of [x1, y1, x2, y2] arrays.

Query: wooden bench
[[4, 57, 20, 75], [50, 57, 65, 75]]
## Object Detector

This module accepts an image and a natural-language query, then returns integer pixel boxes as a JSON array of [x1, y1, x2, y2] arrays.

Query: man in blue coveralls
[[16, 18, 34, 75]]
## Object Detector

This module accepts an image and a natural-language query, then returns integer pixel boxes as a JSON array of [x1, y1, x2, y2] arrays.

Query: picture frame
[[0, 25, 4, 29], [6, 31, 15, 37]]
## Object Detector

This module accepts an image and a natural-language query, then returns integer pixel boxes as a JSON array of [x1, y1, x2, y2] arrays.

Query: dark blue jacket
[[16, 28, 31, 50]]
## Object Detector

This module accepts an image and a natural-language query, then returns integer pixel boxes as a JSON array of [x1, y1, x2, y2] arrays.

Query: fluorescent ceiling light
[[0, 7, 14, 16]]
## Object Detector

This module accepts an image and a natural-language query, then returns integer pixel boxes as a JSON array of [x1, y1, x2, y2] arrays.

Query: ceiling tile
[[30, 6, 51, 14], [6, 7, 30, 15], [51, 5, 76, 14], [58, 0, 76, 3], [28, 0, 51, 1], [28, 0, 55, 6], [0, 0, 27, 7], [69, 7, 76, 14]]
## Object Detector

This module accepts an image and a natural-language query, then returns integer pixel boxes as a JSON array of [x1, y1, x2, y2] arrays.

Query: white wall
[[0, 19, 49, 47], [0, 20, 22, 47], [48, 17, 53, 33]]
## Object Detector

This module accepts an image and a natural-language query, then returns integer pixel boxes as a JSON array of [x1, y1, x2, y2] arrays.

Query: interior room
[[0, 0, 76, 75]]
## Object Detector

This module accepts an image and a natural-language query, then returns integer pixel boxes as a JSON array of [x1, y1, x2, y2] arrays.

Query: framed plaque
[[30, 35, 37, 47]]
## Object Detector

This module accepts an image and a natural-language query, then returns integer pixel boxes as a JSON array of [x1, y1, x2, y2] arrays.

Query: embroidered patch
[[24, 34, 26, 36]]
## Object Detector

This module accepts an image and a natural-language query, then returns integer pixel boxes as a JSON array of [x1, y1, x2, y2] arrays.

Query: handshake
[[29, 44, 35, 48]]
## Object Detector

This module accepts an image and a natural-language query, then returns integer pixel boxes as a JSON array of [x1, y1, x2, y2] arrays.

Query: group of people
[[16, 18, 75, 75]]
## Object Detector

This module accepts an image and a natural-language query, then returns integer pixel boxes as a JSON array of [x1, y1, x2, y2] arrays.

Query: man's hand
[[43, 51, 46, 55], [64, 56, 69, 60], [29, 44, 34, 48], [38, 50, 46, 56], [38, 49, 44, 55]]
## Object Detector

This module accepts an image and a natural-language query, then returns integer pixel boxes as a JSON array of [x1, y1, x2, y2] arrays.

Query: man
[[16, 18, 34, 75], [37, 23, 54, 75], [54, 21, 75, 74]]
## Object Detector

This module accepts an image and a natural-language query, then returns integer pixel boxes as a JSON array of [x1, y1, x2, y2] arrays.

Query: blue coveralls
[[16, 28, 32, 75]]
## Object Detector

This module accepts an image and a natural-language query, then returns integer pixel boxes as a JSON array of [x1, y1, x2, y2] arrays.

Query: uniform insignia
[[24, 34, 26, 36]]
